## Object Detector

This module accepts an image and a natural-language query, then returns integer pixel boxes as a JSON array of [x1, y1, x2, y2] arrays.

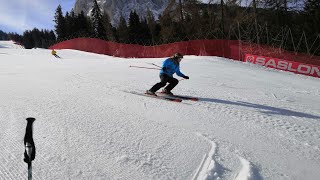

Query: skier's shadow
[[199, 98, 320, 119]]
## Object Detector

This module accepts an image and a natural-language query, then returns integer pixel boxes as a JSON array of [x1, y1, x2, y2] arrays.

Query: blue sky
[[0, 0, 75, 34]]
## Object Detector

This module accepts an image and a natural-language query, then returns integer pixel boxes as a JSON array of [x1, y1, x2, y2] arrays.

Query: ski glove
[[162, 67, 167, 72], [183, 76, 189, 79]]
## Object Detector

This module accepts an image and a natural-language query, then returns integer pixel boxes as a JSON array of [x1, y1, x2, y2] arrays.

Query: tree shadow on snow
[[199, 98, 320, 119]]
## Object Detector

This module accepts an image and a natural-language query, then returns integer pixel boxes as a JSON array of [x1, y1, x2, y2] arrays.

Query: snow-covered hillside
[[0, 40, 24, 49], [0, 41, 319, 180]]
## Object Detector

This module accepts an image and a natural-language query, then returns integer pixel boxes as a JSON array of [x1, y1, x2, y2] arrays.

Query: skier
[[51, 49, 60, 58], [146, 53, 189, 96]]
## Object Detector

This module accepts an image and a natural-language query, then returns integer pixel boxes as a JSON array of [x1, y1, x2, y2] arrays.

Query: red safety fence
[[49, 38, 241, 59], [49, 38, 320, 66]]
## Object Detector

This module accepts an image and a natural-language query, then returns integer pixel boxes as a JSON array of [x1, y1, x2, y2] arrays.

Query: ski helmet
[[173, 53, 183, 59]]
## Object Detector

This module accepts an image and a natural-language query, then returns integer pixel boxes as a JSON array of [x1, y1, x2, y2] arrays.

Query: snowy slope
[[0, 41, 320, 180], [0, 40, 24, 49]]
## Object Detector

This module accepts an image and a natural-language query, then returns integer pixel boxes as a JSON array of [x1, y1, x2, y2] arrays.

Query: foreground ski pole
[[24, 117, 36, 180]]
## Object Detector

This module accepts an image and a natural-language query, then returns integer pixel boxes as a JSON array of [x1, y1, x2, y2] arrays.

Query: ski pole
[[147, 63, 161, 68], [24, 117, 36, 180], [129, 65, 161, 70], [26, 145, 32, 180]]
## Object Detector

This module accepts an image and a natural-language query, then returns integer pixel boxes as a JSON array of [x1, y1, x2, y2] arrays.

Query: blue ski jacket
[[160, 58, 186, 78]]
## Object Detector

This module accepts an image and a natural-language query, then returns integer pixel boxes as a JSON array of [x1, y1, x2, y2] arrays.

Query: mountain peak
[[74, 0, 170, 26]]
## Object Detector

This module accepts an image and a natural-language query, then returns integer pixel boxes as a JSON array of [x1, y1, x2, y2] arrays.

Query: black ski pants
[[150, 74, 179, 92]]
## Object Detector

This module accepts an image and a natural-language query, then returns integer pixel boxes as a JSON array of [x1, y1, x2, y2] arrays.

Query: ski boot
[[161, 89, 174, 96], [146, 90, 157, 96]]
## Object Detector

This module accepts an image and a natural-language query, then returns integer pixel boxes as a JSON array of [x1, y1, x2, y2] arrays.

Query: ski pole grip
[[24, 117, 36, 163], [25, 142, 33, 161]]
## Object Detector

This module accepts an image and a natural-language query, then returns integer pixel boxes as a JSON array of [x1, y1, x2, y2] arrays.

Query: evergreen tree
[[263, 0, 296, 27], [22, 30, 34, 49], [140, 19, 152, 45], [70, 9, 77, 28], [91, 0, 106, 38], [220, 0, 225, 38], [101, 11, 114, 41], [77, 11, 93, 37], [47, 30, 57, 47], [184, 0, 202, 39], [18, 28, 56, 49], [128, 11, 141, 43], [304, 0, 320, 55], [64, 12, 72, 38], [304, 0, 320, 34], [159, 13, 175, 43], [32, 28, 41, 48], [200, 8, 211, 39], [117, 16, 129, 43], [54, 5, 66, 41], [8, 33, 23, 44], [153, 23, 162, 44], [146, 9, 160, 44], [65, 9, 78, 38], [0, 30, 9, 40]]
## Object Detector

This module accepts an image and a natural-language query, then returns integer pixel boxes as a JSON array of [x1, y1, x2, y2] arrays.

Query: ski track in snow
[[192, 133, 260, 180], [234, 157, 252, 180], [193, 133, 218, 180]]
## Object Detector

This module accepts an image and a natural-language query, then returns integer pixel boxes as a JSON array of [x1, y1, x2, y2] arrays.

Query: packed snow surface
[[0, 41, 319, 180]]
